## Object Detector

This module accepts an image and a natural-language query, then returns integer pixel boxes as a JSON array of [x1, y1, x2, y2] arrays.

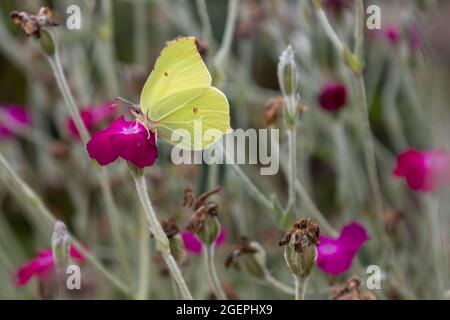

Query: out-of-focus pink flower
[[393, 148, 450, 192], [86, 116, 158, 168], [15, 245, 84, 287], [0, 104, 32, 139], [317, 222, 368, 276], [409, 24, 421, 51], [318, 82, 347, 113], [384, 24, 400, 45], [323, 0, 351, 15], [181, 228, 227, 255], [67, 101, 116, 139]]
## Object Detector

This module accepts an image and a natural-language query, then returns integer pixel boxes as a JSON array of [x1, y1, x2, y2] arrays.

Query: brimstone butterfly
[[140, 36, 231, 150]]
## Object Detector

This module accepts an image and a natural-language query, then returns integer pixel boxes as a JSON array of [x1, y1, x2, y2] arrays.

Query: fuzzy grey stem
[[286, 126, 297, 212], [133, 175, 193, 300], [204, 244, 227, 300], [294, 275, 308, 300]]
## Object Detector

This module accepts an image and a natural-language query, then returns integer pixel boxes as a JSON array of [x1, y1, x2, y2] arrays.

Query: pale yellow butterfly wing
[[149, 87, 231, 150], [140, 37, 212, 113]]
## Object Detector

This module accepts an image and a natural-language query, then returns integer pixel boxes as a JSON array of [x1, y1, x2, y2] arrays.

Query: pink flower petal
[[393, 148, 450, 192], [0, 104, 32, 138], [86, 129, 119, 166], [181, 230, 203, 255], [14, 245, 86, 287], [317, 222, 368, 276]]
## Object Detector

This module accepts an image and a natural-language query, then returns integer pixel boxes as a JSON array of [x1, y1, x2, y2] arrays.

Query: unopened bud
[[277, 45, 300, 125], [279, 218, 319, 278], [52, 221, 69, 268]]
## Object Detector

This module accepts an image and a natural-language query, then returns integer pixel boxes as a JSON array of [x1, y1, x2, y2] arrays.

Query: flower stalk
[[204, 244, 227, 300], [132, 169, 193, 300]]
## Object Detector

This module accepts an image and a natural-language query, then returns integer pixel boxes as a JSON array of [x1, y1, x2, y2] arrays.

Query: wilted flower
[[86, 116, 158, 168], [263, 96, 284, 127], [0, 104, 32, 139], [393, 148, 450, 192], [161, 218, 187, 265], [279, 218, 320, 278], [14, 245, 84, 287], [184, 186, 223, 245], [181, 228, 226, 255], [317, 222, 368, 276], [225, 236, 269, 280], [10, 7, 59, 38], [318, 82, 347, 113], [331, 276, 376, 300], [67, 101, 116, 139]]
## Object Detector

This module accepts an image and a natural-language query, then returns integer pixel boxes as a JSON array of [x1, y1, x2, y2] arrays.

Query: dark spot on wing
[[192, 107, 198, 113], [164, 72, 168, 76]]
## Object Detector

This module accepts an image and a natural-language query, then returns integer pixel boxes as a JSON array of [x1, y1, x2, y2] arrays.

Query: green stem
[[0, 152, 131, 296], [286, 125, 297, 212], [294, 275, 308, 300], [204, 244, 227, 300], [133, 174, 193, 300]]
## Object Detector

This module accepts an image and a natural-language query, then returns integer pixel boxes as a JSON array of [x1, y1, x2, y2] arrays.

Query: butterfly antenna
[[115, 97, 139, 111]]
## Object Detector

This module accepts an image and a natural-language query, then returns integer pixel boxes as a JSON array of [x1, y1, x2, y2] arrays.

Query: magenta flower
[[318, 82, 347, 113], [323, 0, 351, 15], [384, 24, 400, 45], [0, 104, 31, 138], [15, 245, 84, 287], [67, 101, 116, 139], [393, 148, 450, 192], [409, 24, 421, 51], [181, 228, 227, 255], [86, 116, 158, 168], [317, 222, 368, 276]]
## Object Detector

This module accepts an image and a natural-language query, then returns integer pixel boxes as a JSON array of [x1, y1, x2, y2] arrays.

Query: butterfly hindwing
[[151, 87, 231, 150]]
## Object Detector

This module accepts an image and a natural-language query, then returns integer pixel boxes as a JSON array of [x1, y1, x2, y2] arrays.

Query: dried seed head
[[280, 218, 320, 278], [183, 186, 221, 210], [331, 276, 377, 300], [10, 7, 59, 38], [161, 217, 180, 238], [279, 218, 320, 252], [263, 96, 284, 127], [184, 186, 222, 245], [225, 237, 269, 280]]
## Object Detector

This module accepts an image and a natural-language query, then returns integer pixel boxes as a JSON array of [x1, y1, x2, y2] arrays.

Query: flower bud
[[279, 218, 320, 278], [52, 221, 69, 268], [225, 237, 269, 280], [277, 45, 300, 124]]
